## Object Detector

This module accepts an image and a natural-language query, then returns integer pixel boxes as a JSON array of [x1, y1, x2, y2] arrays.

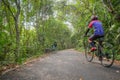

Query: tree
[[2, 0, 21, 62]]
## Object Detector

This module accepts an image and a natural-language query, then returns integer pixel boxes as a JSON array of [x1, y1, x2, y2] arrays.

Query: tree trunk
[[2, 0, 21, 62]]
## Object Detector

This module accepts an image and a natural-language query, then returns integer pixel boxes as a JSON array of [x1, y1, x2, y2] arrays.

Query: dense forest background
[[0, 0, 120, 71]]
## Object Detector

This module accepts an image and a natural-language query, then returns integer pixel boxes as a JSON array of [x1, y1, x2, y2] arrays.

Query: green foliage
[[64, 0, 120, 60], [116, 55, 120, 60], [0, 0, 73, 69]]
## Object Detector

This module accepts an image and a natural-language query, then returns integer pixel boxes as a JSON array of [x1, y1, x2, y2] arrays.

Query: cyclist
[[84, 15, 104, 52]]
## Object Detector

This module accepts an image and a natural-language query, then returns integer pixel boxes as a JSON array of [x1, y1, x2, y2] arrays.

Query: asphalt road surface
[[0, 49, 120, 80]]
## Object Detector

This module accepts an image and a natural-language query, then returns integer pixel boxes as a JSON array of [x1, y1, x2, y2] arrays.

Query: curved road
[[0, 49, 120, 80]]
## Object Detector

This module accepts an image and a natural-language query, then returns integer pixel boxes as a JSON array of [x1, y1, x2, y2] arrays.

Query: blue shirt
[[88, 20, 104, 36]]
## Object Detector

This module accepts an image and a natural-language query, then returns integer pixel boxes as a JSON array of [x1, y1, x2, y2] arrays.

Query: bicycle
[[83, 36, 115, 67]]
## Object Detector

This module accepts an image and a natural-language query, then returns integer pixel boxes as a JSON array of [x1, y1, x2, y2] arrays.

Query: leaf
[[80, 77, 83, 80]]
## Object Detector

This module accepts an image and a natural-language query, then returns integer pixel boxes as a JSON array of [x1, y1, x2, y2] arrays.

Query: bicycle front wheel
[[84, 41, 94, 62], [100, 42, 115, 67]]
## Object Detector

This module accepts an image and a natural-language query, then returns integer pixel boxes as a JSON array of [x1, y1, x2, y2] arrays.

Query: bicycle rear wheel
[[100, 42, 115, 67], [84, 40, 94, 62]]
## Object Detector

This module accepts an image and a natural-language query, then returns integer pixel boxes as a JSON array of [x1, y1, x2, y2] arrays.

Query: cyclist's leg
[[97, 36, 104, 60], [89, 35, 98, 51], [98, 36, 104, 47], [89, 35, 103, 44]]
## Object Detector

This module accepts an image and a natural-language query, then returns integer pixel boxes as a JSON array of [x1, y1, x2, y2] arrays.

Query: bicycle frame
[[94, 38, 103, 58], [83, 36, 114, 67]]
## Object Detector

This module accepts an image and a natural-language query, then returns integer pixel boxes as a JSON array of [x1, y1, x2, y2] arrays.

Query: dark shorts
[[89, 35, 104, 41]]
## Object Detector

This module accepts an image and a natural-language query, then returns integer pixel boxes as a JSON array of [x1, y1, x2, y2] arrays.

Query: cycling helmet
[[91, 15, 98, 21]]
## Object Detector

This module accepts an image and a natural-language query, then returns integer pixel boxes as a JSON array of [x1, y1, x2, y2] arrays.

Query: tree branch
[[2, 0, 16, 20], [101, 0, 116, 14], [15, 0, 21, 19]]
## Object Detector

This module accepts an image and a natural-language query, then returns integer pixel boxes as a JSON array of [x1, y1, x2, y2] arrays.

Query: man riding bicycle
[[85, 15, 104, 52]]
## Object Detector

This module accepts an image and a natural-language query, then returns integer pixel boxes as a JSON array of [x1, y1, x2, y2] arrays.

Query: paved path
[[0, 49, 120, 80]]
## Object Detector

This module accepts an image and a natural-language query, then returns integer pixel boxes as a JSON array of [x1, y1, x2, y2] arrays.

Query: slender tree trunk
[[14, 18, 20, 61], [14, 0, 21, 62], [2, 0, 21, 62]]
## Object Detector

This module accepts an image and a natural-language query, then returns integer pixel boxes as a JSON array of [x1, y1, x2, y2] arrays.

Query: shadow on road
[[110, 65, 120, 71]]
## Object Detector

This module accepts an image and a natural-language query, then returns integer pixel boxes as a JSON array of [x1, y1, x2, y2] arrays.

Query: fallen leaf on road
[[82, 62, 85, 64], [116, 70, 119, 73], [80, 77, 83, 80]]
